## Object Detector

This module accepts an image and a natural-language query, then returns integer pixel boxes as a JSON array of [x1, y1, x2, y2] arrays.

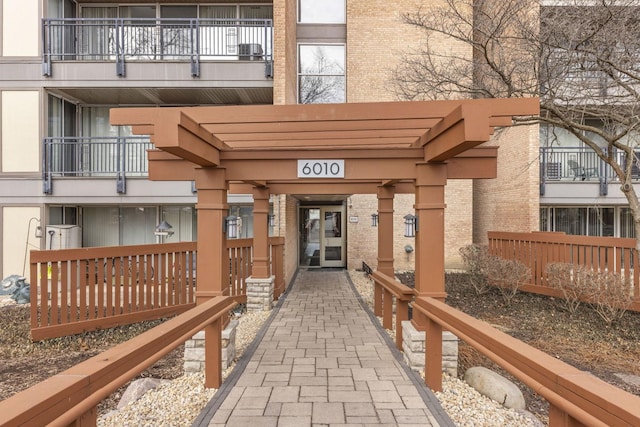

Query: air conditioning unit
[[238, 43, 263, 61], [46, 225, 81, 249]]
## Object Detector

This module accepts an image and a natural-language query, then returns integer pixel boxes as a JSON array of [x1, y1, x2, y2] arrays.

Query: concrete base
[[246, 275, 275, 311], [184, 320, 239, 373], [401, 320, 458, 377]]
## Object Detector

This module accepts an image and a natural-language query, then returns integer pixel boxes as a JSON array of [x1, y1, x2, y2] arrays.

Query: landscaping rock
[[464, 366, 526, 410], [117, 378, 167, 409]]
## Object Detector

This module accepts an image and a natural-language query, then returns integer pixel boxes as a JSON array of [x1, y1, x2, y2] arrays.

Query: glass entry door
[[299, 206, 346, 268]]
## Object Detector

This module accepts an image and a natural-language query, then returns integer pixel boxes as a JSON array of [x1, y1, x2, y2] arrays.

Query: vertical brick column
[[194, 167, 228, 388]]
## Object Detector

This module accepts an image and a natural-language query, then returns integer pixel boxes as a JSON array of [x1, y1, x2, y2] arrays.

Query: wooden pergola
[[111, 98, 539, 387]]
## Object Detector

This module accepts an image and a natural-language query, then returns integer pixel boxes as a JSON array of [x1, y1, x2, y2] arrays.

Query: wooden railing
[[414, 296, 640, 426], [487, 231, 640, 311], [30, 237, 285, 340], [370, 271, 415, 350], [0, 295, 237, 427]]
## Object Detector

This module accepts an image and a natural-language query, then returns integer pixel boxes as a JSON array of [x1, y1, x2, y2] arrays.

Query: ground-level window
[[298, 44, 345, 104], [540, 206, 615, 237], [80, 205, 196, 247]]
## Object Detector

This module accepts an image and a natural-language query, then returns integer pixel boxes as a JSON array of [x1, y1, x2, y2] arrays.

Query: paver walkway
[[194, 269, 454, 426]]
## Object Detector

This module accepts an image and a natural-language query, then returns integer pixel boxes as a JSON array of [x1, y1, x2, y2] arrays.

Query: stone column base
[[184, 320, 239, 373], [401, 320, 459, 377], [246, 275, 275, 311]]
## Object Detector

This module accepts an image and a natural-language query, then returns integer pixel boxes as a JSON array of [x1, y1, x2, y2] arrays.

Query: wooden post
[[252, 187, 270, 279], [377, 185, 395, 276], [376, 185, 395, 316], [194, 167, 227, 388], [425, 317, 443, 392], [414, 163, 447, 391], [413, 163, 448, 315]]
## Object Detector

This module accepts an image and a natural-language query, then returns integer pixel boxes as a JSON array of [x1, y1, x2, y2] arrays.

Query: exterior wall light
[[371, 213, 378, 227], [225, 216, 239, 239], [404, 214, 417, 237], [155, 220, 174, 237]]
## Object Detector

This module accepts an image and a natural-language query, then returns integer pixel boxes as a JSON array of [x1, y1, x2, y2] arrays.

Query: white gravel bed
[[98, 310, 270, 427], [348, 270, 541, 427]]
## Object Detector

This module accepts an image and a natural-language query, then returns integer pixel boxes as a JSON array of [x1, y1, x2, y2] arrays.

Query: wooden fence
[[30, 237, 285, 340], [487, 231, 640, 311]]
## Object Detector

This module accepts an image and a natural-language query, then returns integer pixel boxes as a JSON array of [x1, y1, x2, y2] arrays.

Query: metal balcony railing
[[42, 136, 153, 194], [42, 18, 274, 77]]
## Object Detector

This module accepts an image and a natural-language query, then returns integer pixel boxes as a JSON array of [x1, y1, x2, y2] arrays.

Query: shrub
[[459, 244, 492, 295], [486, 256, 530, 304], [546, 263, 588, 314], [587, 270, 633, 325], [546, 262, 633, 324]]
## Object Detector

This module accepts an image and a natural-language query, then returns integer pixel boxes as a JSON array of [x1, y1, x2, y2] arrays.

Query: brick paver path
[[197, 269, 452, 426]]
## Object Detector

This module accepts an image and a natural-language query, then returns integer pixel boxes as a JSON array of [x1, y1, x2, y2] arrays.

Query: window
[[299, 0, 345, 24], [541, 206, 614, 236], [298, 44, 345, 104], [620, 208, 635, 238]]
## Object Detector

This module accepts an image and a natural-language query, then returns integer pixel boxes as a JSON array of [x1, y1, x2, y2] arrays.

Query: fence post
[[425, 316, 443, 392]]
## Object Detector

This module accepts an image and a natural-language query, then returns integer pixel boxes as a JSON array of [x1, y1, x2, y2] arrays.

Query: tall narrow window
[[298, 44, 345, 104]]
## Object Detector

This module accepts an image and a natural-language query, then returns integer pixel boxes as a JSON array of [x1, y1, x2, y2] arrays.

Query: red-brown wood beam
[[112, 108, 226, 167], [377, 186, 395, 277], [418, 104, 491, 162], [148, 151, 197, 181], [412, 163, 448, 332], [194, 167, 228, 303], [252, 187, 271, 279]]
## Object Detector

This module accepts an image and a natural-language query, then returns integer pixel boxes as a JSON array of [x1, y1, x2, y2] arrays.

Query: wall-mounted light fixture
[[371, 213, 379, 227], [404, 214, 417, 237], [225, 216, 238, 239], [155, 220, 174, 237]]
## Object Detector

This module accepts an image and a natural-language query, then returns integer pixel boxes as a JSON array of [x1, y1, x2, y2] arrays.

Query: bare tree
[[393, 0, 640, 250]]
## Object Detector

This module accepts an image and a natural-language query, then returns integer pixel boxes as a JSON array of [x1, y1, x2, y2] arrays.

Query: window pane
[[299, 45, 345, 104], [621, 208, 635, 238], [200, 6, 236, 20], [82, 206, 119, 247], [299, 76, 345, 103], [120, 207, 156, 245], [161, 6, 196, 19], [324, 212, 341, 238], [240, 6, 273, 20], [299, 0, 345, 23], [587, 207, 613, 236], [552, 207, 587, 235]]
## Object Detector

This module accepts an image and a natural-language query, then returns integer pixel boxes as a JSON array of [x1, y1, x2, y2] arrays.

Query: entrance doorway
[[299, 206, 346, 268]]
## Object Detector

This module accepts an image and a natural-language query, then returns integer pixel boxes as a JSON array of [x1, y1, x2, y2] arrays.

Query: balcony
[[42, 18, 273, 79], [539, 146, 640, 198], [42, 136, 153, 194]]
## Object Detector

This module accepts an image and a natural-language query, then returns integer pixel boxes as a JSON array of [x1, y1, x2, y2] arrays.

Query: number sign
[[297, 160, 344, 178]]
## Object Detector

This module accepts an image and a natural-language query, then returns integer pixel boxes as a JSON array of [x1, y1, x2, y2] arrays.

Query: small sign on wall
[[349, 216, 358, 223]]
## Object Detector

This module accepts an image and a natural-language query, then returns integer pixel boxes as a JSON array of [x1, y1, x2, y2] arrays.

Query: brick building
[[0, 0, 538, 283]]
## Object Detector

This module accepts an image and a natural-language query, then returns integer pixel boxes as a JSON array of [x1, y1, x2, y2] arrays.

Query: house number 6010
[[297, 160, 345, 178]]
